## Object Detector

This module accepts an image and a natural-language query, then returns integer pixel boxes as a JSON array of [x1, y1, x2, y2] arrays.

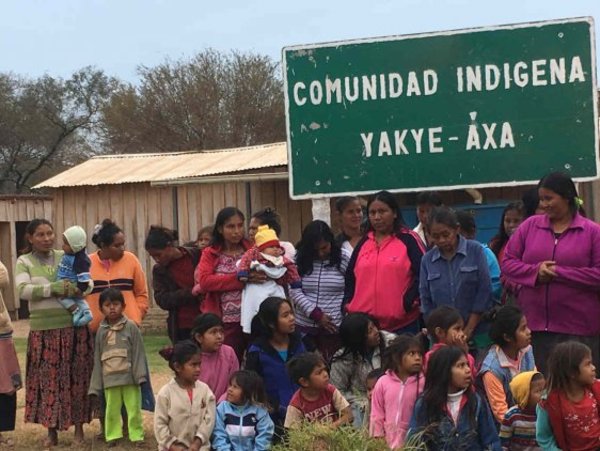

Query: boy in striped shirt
[[499, 371, 544, 450]]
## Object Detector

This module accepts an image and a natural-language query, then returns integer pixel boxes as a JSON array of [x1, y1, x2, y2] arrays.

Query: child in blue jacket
[[408, 346, 500, 450], [212, 370, 274, 451]]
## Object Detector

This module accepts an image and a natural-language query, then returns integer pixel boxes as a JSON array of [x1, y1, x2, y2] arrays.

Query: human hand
[[168, 443, 189, 451], [65, 282, 82, 298], [247, 269, 267, 284], [318, 314, 337, 334], [537, 261, 557, 284]]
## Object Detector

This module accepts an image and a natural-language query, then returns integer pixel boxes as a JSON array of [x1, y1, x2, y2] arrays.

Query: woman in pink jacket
[[502, 172, 600, 374], [344, 191, 425, 334]]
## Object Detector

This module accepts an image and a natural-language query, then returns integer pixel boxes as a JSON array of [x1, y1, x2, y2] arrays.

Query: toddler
[[284, 352, 352, 429], [212, 370, 274, 450], [155, 340, 216, 451], [238, 225, 299, 333], [88, 288, 147, 446], [57, 225, 93, 326], [500, 371, 544, 450]]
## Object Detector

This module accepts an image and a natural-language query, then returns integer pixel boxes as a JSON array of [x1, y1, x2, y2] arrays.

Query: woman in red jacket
[[193, 207, 258, 362], [344, 191, 425, 334]]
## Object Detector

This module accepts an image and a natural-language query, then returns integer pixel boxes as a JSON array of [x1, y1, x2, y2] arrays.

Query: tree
[[0, 67, 117, 193], [101, 49, 286, 154]]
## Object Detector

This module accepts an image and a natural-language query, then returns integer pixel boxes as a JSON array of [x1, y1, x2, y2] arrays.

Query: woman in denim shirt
[[419, 207, 493, 350]]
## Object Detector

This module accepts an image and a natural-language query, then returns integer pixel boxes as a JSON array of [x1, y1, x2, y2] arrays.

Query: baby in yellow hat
[[499, 370, 545, 450], [237, 225, 300, 333]]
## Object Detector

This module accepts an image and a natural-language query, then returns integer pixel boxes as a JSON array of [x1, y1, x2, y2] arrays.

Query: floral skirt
[[25, 326, 94, 430]]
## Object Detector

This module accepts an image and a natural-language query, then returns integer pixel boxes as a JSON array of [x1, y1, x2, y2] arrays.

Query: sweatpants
[[104, 384, 143, 442]]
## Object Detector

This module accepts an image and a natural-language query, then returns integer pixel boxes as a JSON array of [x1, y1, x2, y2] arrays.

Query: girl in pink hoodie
[[370, 335, 424, 449]]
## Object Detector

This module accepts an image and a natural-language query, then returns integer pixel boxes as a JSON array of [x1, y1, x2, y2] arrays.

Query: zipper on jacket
[[544, 236, 559, 331]]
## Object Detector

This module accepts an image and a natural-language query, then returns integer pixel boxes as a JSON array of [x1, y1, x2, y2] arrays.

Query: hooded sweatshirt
[[370, 370, 424, 449]]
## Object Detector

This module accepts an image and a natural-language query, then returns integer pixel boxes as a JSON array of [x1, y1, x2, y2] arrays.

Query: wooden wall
[[0, 196, 53, 313], [50, 181, 313, 306]]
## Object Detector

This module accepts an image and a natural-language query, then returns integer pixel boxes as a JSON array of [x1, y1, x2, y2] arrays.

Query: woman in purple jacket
[[502, 172, 600, 374]]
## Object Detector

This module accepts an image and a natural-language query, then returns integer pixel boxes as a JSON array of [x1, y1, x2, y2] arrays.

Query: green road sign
[[283, 17, 598, 199]]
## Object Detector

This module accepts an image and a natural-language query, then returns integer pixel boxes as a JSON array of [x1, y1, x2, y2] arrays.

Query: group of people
[[0, 171, 599, 449]]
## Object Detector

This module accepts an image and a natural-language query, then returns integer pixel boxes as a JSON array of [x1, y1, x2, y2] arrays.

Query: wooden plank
[[84, 187, 99, 248], [146, 187, 161, 229], [122, 184, 138, 256], [43, 199, 53, 223], [224, 182, 237, 208], [260, 182, 275, 210], [249, 181, 261, 215], [274, 181, 290, 241], [159, 186, 174, 229], [199, 185, 214, 232], [110, 185, 124, 233], [212, 183, 226, 218], [177, 186, 190, 244]]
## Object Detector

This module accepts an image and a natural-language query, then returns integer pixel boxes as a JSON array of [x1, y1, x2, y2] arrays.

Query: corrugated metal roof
[[35, 142, 288, 188]]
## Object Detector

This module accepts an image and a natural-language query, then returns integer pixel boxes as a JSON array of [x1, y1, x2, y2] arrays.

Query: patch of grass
[[141, 332, 172, 374]]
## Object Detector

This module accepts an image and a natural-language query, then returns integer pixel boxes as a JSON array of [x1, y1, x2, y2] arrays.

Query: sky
[[1, 0, 599, 83]]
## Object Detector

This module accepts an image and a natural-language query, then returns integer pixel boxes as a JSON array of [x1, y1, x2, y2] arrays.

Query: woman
[[87, 218, 149, 333], [290, 220, 350, 360], [87, 218, 154, 416], [248, 207, 296, 260], [488, 201, 526, 262], [194, 207, 254, 362], [0, 259, 21, 447], [502, 172, 600, 373], [420, 207, 493, 349], [15, 219, 93, 447], [344, 191, 425, 334], [334, 196, 364, 252], [145, 225, 202, 343]]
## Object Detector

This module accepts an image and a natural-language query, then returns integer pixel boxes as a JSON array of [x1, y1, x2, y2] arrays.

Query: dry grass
[[4, 328, 172, 451]]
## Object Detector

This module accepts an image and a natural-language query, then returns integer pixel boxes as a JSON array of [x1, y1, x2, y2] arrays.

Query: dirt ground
[[4, 321, 172, 451]]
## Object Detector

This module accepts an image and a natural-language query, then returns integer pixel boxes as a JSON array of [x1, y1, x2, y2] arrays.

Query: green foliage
[[272, 423, 428, 451]]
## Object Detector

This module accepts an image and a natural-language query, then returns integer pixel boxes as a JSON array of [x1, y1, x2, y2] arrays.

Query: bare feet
[[73, 424, 84, 444], [42, 428, 58, 449]]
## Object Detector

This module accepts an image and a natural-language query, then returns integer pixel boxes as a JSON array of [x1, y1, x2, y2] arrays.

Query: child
[[329, 313, 395, 428], [480, 306, 535, 424], [413, 191, 443, 247], [155, 340, 216, 451], [363, 368, 384, 432], [245, 297, 306, 430], [88, 288, 148, 446], [284, 352, 352, 429], [196, 225, 213, 250], [488, 202, 526, 262], [191, 313, 239, 401], [238, 225, 300, 333], [499, 371, 544, 450], [212, 370, 274, 449], [370, 335, 424, 449], [408, 346, 501, 450], [423, 305, 477, 376], [456, 210, 502, 303], [420, 206, 493, 351], [57, 225, 94, 326], [537, 341, 600, 450]]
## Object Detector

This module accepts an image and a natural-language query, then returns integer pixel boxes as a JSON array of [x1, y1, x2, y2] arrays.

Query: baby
[[56, 225, 94, 326], [238, 225, 299, 333]]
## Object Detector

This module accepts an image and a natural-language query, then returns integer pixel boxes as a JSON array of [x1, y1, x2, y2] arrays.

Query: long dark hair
[[251, 207, 282, 236], [382, 334, 423, 372], [332, 313, 385, 362], [145, 225, 178, 250], [22, 219, 53, 254], [92, 218, 122, 248], [295, 220, 342, 276], [538, 171, 584, 217], [366, 190, 407, 232], [211, 207, 245, 247], [251, 297, 293, 338], [488, 202, 525, 257], [488, 305, 524, 347], [546, 341, 592, 393], [229, 370, 269, 408], [159, 340, 201, 373], [421, 346, 477, 427]]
